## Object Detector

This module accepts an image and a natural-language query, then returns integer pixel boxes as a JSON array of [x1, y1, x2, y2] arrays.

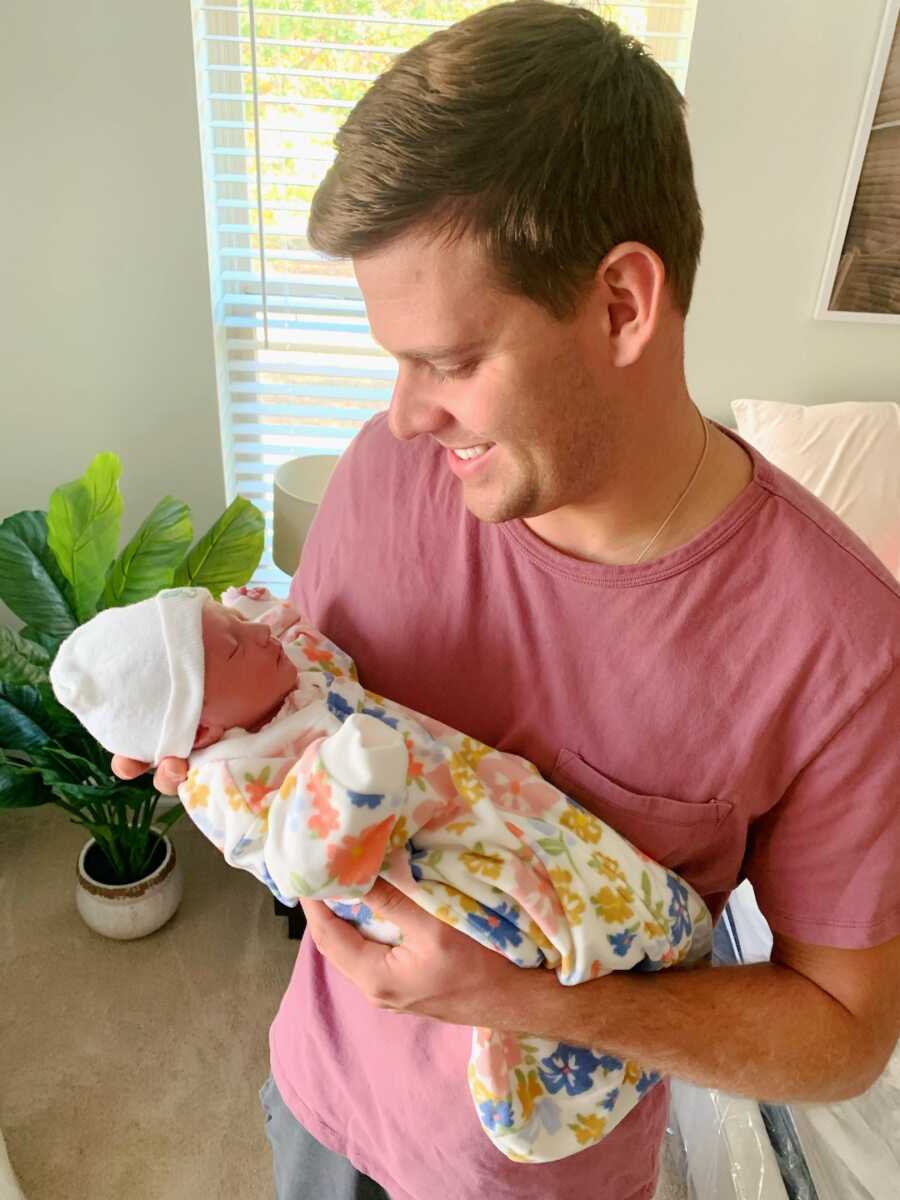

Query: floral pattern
[[181, 587, 714, 1165]]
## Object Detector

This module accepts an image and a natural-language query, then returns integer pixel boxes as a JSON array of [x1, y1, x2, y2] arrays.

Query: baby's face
[[198, 603, 298, 738]]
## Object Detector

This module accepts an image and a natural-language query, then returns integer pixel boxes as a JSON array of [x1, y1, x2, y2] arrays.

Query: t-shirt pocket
[[549, 748, 739, 897]]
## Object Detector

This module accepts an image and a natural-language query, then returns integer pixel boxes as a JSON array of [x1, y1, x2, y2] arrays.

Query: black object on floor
[[273, 895, 306, 940]]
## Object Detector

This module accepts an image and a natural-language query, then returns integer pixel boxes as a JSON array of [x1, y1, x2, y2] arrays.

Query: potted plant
[[0, 452, 265, 939]]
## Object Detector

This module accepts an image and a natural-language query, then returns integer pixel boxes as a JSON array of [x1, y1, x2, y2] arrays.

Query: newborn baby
[[50, 584, 712, 1164]]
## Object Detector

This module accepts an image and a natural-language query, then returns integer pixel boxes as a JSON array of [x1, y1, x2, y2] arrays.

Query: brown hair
[[308, 0, 703, 320]]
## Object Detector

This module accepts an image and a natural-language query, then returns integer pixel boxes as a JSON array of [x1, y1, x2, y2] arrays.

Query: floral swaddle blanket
[[181, 587, 713, 1163]]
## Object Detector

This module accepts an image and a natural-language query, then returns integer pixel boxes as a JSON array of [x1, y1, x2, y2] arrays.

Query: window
[[190, 1, 698, 591]]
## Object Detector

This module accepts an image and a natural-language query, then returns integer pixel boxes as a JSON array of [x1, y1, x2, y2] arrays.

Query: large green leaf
[[33, 683, 82, 740], [0, 625, 50, 687], [100, 495, 192, 609], [47, 452, 123, 623], [0, 760, 48, 809], [19, 626, 67, 658], [173, 496, 264, 600], [0, 511, 77, 637], [0, 683, 53, 751]]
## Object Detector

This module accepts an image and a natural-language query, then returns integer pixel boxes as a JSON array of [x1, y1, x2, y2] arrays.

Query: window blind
[[190, 0, 698, 590]]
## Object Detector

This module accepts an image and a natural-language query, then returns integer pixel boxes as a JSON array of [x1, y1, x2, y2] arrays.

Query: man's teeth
[[453, 444, 491, 461]]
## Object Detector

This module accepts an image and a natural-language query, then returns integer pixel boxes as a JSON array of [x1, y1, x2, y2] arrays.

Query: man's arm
[[494, 929, 900, 1104], [301, 881, 900, 1107]]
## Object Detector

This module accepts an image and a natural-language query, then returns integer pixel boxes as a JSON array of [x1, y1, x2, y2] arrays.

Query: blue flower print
[[608, 929, 637, 957], [538, 1045, 604, 1096], [327, 691, 355, 723], [330, 899, 373, 927], [596, 1054, 623, 1073], [666, 874, 692, 944], [478, 1099, 514, 1131], [407, 842, 428, 882], [467, 901, 523, 952], [636, 1071, 661, 1096], [361, 702, 400, 730], [601, 1087, 620, 1112], [260, 862, 296, 908], [348, 788, 384, 809]]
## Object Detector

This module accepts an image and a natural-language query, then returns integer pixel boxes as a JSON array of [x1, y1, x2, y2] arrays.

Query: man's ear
[[193, 722, 224, 750], [596, 241, 665, 368]]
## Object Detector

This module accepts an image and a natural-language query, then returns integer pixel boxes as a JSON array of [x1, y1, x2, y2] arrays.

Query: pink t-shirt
[[271, 412, 900, 1200]]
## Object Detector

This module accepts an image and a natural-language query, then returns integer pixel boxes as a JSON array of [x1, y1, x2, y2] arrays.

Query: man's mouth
[[451, 443, 492, 461]]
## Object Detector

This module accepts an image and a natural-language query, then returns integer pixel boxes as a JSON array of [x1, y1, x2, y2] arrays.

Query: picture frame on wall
[[814, 0, 900, 324]]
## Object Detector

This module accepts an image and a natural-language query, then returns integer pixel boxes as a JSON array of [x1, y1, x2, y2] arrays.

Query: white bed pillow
[[731, 397, 900, 581]]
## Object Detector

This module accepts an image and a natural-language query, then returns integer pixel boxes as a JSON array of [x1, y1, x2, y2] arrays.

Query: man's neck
[[523, 406, 754, 567]]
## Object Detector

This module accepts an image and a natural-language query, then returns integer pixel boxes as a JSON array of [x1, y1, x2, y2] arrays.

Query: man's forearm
[[496, 959, 880, 1104]]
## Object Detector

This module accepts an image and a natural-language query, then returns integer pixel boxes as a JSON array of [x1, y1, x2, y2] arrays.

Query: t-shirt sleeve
[[744, 663, 900, 949]]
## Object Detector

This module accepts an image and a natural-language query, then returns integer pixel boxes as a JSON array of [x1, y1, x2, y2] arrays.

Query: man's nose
[[387, 366, 448, 441]]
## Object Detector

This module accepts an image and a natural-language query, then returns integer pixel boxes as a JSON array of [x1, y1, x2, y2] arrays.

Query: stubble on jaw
[[461, 349, 618, 527]]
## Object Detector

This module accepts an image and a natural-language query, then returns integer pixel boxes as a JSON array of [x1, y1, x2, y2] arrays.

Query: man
[[117, 4, 900, 1198]]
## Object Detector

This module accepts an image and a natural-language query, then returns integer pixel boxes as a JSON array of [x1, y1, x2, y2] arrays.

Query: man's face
[[198, 603, 298, 738], [354, 227, 620, 526]]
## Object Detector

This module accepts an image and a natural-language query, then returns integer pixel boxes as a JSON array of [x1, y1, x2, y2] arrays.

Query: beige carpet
[[1, 803, 296, 1200], [1, 804, 688, 1200]]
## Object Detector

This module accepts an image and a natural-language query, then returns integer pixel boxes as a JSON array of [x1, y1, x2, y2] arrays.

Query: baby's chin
[[278, 654, 300, 694]]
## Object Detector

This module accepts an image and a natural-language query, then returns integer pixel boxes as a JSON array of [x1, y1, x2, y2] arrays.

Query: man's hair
[[308, 1, 703, 320]]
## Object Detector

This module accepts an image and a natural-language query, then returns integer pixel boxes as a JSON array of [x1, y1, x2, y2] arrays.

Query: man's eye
[[429, 361, 476, 385]]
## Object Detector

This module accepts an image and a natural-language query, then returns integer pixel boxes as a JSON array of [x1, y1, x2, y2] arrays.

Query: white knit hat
[[49, 586, 211, 765]]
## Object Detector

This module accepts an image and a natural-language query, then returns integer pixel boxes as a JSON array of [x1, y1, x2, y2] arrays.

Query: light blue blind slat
[[192, 0, 697, 586]]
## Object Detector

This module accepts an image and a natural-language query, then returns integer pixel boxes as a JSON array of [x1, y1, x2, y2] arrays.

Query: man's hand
[[111, 754, 189, 796], [300, 879, 534, 1028]]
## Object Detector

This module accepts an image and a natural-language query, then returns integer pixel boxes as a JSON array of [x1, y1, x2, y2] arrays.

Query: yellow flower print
[[224, 780, 244, 812], [182, 769, 209, 810], [515, 1068, 544, 1122], [569, 1112, 607, 1145], [460, 842, 503, 880], [623, 1060, 642, 1087], [445, 819, 476, 837], [457, 891, 483, 916], [389, 815, 410, 849], [456, 735, 494, 774], [587, 851, 628, 883], [549, 866, 585, 925], [524, 919, 556, 957], [560, 805, 603, 844], [433, 905, 460, 927], [591, 884, 635, 924]]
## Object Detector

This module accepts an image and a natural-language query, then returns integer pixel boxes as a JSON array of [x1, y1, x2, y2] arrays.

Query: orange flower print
[[475, 1031, 524, 1090], [327, 816, 395, 887], [307, 767, 340, 839], [478, 756, 558, 818], [242, 766, 273, 815], [511, 856, 565, 935], [404, 735, 425, 789]]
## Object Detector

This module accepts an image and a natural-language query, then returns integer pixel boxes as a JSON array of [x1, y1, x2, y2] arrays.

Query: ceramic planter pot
[[75, 826, 183, 940]]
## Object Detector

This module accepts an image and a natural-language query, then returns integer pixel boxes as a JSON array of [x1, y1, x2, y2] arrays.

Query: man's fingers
[[111, 754, 151, 781], [153, 757, 189, 796], [300, 899, 398, 996]]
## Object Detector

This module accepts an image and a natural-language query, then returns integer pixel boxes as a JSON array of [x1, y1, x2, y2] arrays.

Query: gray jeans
[[259, 1072, 391, 1200]]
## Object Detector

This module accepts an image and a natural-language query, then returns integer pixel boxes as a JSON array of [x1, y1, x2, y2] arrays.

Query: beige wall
[[0, 1, 224, 546], [1, 0, 896, 555], [685, 0, 899, 420]]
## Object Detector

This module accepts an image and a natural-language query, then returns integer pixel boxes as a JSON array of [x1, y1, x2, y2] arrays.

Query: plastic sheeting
[[665, 879, 900, 1200]]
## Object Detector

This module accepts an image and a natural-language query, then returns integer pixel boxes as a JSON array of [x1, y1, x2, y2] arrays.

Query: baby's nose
[[250, 622, 273, 646]]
